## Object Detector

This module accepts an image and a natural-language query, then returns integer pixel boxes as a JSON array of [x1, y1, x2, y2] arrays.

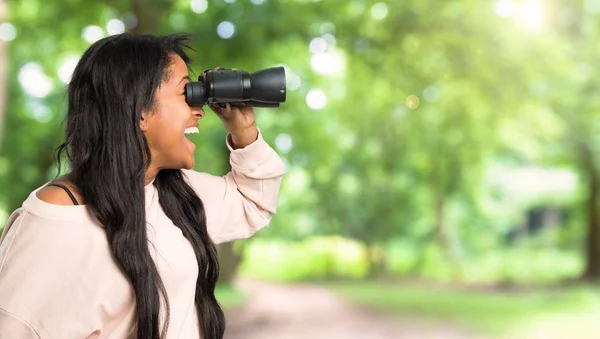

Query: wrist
[[229, 124, 259, 149]]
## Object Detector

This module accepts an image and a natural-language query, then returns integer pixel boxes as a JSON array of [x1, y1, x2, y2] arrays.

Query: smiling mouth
[[184, 127, 199, 138]]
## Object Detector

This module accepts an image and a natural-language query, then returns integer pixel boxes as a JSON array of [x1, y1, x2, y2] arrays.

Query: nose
[[192, 106, 205, 120]]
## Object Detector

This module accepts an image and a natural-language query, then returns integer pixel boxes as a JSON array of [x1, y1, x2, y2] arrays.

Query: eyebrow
[[177, 76, 191, 85]]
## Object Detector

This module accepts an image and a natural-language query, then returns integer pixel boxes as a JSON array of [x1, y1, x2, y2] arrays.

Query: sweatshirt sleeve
[[183, 128, 286, 244]]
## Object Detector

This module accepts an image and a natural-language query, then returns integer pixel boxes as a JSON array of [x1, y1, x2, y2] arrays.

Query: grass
[[325, 280, 600, 337]]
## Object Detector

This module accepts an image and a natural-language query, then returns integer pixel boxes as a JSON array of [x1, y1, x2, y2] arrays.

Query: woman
[[0, 33, 286, 339]]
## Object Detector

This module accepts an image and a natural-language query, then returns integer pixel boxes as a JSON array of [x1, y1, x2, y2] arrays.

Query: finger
[[220, 103, 234, 118], [202, 67, 221, 76], [209, 103, 229, 116], [208, 104, 221, 114]]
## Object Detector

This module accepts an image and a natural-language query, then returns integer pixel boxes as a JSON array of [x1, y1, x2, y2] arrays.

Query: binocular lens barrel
[[185, 66, 286, 108]]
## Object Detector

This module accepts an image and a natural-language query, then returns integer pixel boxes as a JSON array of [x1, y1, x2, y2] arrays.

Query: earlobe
[[139, 114, 149, 132]]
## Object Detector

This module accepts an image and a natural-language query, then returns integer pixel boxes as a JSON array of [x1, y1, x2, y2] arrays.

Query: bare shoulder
[[36, 178, 84, 205]]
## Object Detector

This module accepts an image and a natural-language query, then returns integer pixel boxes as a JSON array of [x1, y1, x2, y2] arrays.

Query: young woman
[[0, 33, 286, 339]]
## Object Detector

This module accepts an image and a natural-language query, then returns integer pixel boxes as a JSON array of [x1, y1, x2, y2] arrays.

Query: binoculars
[[185, 67, 286, 108]]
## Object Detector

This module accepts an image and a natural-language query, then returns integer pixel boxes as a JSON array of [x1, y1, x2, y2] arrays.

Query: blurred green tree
[[1, 0, 599, 284]]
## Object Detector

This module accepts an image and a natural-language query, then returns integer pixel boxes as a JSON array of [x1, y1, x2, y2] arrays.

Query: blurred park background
[[2, 0, 600, 338]]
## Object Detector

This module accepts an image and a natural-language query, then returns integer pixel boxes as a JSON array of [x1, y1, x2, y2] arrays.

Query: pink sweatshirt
[[0, 130, 286, 339]]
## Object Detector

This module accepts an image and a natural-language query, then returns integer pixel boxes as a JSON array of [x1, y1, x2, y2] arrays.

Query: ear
[[139, 112, 150, 132]]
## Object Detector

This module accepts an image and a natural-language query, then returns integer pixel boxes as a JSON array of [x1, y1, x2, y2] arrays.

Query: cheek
[[162, 99, 190, 122], [145, 116, 172, 145], [152, 113, 188, 148], [146, 98, 189, 143]]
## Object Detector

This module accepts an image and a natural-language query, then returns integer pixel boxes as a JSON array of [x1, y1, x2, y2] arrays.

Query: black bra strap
[[47, 183, 80, 205]]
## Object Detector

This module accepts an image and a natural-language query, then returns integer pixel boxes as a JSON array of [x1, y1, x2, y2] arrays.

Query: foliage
[[1, 0, 599, 282], [238, 235, 582, 285], [240, 236, 370, 281]]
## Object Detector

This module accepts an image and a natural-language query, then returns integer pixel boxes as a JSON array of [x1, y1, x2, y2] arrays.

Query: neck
[[145, 165, 159, 186]]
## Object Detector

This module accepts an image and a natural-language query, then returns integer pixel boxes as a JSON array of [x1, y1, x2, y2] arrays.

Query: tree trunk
[[366, 244, 386, 278], [434, 192, 450, 252], [129, 0, 171, 35], [407, 175, 454, 277], [217, 241, 244, 285], [98, 0, 172, 35], [431, 163, 463, 281], [407, 164, 454, 277], [580, 143, 600, 280], [0, 0, 7, 149]]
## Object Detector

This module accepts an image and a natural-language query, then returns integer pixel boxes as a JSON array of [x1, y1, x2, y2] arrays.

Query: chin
[[182, 163, 195, 170], [165, 158, 195, 171], [182, 159, 195, 170]]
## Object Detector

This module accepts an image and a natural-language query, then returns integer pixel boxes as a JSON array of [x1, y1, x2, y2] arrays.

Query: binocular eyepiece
[[185, 66, 286, 108]]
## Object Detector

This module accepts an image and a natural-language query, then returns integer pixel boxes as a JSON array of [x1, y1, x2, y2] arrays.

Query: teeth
[[184, 127, 199, 135]]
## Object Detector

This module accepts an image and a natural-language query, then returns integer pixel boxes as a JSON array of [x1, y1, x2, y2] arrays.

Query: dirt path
[[223, 279, 479, 339]]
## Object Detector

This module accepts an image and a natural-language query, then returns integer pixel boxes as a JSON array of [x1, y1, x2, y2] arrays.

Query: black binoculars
[[185, 67, 286, 108]]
